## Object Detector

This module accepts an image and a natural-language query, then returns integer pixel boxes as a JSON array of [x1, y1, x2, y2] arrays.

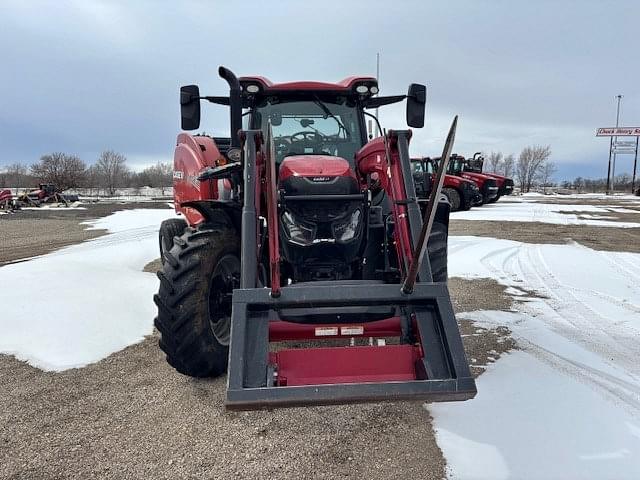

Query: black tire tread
[[159, 218, 188, 264], [154, 226, 238, 378], [427, 221, 448, 283]]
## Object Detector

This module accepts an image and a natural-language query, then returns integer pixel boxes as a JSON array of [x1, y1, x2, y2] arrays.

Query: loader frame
[[225, 128, 476, 410]]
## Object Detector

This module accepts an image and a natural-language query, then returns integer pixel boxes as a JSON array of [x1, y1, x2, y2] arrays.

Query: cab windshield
[[254, 99, 363, 165]]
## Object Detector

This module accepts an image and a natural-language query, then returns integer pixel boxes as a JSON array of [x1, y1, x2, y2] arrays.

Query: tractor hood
[[478, 172, 507, 186], [458, 171, 496, 185], [278, 155, 359, 195], [444, 174, 475, 188]]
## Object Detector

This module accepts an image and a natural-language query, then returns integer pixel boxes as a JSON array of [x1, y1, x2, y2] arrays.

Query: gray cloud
[[1, 0, 638, 179]]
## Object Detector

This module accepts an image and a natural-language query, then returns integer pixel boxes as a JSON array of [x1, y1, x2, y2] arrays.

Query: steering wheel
[[290, 131, 322, 143]]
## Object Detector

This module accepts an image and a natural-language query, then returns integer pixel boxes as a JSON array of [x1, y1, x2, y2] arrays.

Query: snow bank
[[430, 236, 640, 479], [0, 209, 177, 371], [453, 201, 640, 227], [432, 350, 640, 480]]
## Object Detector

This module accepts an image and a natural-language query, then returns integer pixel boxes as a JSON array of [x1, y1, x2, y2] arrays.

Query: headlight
[[282, 211, 316, 246], [332, 208, 362, 243]]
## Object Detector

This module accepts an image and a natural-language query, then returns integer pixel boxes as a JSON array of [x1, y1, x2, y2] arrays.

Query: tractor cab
[[462, 156, 484, 173]]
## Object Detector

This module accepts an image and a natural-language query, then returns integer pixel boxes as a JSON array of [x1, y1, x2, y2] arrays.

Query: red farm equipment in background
[[411, 157, 482, 211], [154, 66, 476, 410], [464, 152, 515, 200]]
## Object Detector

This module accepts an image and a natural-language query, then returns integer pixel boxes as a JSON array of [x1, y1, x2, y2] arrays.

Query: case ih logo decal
[[173, 170, 199, 188]]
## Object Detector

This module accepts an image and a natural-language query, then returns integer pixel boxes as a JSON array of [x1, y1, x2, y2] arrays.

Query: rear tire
[[428, 221, 448, 283], [159, 218, 188, 264], [154, 226, 240, 378], [442, 187, 461, 211]]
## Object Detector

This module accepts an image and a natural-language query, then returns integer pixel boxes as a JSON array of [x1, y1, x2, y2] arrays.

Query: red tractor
[[411, 157, 482, 211], [0, 189, 14, 210], [464, 152, 515, 200], [155, 66, 475, 409], [442, 154, 499, 204]]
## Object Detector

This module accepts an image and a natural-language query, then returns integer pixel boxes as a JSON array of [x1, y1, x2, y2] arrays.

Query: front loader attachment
[[226, 282, 476, 409], [225, 125, 475, 410]]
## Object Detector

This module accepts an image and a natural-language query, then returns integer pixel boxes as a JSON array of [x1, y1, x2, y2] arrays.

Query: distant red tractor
[[443, 154, 499, 204], [411, 157, 482, 211], [0, 189, 14, 210], [464, 152, 515, 200]]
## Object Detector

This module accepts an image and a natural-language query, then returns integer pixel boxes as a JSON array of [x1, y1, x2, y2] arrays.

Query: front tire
[[428, 221, 448, 283], [159, 218, 188, 264], [154, 226, 240, 377], [442, 187, 461, 211], [487, 194, 500, 204]]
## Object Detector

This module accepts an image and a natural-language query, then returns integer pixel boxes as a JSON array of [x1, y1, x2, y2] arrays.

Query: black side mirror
[[180, 85, 201, 130], [406, 83, 426, 128]]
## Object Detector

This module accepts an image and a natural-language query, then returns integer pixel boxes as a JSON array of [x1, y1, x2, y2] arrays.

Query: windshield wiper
[[313, 97, 350, 138]]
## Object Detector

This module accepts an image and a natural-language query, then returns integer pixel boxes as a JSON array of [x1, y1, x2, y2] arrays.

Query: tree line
[[484, 145, 556, 193], [560, 174, 636, 193], [0, 151, 173, 195]]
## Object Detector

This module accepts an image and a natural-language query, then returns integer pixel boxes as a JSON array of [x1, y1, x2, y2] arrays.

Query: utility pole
[[611, 94, 623, 192], [375, 52, 380, 136]]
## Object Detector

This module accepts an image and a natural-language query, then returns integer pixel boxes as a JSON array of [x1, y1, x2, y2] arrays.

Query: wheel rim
[[208, 254, 240, 346]]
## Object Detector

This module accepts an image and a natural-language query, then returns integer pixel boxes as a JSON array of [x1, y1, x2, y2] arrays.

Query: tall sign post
[[596, 127, 640, 194]]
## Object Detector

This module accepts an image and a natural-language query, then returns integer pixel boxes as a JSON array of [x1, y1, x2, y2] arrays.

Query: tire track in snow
[[518, 338, 640, 415], [451, 235, 640, 411]]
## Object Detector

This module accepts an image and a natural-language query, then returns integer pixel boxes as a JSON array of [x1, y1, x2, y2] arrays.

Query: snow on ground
[[431, 236, 640, 479], [0, 209, 176, 371], [453, 200, 640, 227]]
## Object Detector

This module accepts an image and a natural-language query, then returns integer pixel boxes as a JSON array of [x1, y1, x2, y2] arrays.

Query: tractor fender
[[180, 200, 241, 233]]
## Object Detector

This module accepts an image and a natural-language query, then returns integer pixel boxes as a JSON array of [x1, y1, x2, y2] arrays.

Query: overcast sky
[[1, 0, 638, 180]]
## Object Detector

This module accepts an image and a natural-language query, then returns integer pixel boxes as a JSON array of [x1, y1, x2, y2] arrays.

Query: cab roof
[[238, 75, 378, 94]]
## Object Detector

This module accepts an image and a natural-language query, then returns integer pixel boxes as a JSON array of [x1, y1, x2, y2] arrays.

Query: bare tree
[[139, 162, 173, 195], [2, 163, 30, 192], [538, 160, 557, 194], [30, 153, 86, 191], [486, 152, 503, 173], [502, 154, 515, 178], [95, 150, 129, 195], [516, 145, 551, 193]]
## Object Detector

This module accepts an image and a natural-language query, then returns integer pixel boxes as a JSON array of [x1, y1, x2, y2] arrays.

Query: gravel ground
[[0, 203, 171, 265], [0, 274, 513, 480]]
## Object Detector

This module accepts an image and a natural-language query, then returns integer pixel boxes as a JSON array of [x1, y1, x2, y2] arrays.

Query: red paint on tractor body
[[278, 155, 356, 182], [268, 317, 402, 342], [173, 133, 228, 225], [239, 75, 377, 93], [270, 345, 421, 386]]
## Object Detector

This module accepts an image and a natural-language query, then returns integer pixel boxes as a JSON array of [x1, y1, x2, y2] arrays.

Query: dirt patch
[[0, 276, 517, 480], [0, 202, 171, 265], [448, 277, 517, 377], [558, 209, 640, 225], [143, 257, 162, 274], [450, 219, 640, 253]]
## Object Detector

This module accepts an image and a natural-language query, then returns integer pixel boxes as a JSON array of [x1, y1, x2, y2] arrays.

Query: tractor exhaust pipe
[[402, 116, 458, 294], [219, 66, 242, 148]]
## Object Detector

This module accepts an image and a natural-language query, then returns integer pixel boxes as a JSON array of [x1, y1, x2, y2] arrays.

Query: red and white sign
[[596, 127, 640, 137]]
